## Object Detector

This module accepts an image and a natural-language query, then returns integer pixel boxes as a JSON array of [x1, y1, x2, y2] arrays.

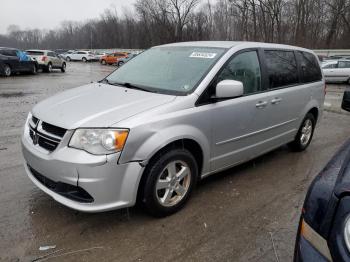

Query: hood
[[32, 83, 176, 129]]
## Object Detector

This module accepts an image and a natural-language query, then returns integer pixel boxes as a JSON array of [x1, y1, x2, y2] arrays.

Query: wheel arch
[[135, 138, 204, 204], [308, 107, 319, 123]]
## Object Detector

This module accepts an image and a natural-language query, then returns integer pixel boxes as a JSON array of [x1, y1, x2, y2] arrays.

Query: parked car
[[22, 41, 324, 217], [54, 49, 68, 55], [100, 52, 128, 65], [65, 51, 97, 62], [0, 47, 38, 76], [324, 55, 350, 61], [93, 52, 109, 60], [26, 50, 66, 73], [116, 53, 138, 66], [60, 50, 76, 60], [294, 89, 350, 261], [322, 59, 350, 84]]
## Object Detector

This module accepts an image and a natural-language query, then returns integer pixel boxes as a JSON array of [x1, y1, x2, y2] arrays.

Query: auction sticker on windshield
[[189, 52, 217, 59]]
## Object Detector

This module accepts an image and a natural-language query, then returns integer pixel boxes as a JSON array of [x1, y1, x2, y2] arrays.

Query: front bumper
[[294, 219, 333, 261], [21, 131, 144, 212], [295, 236, 330, 262]]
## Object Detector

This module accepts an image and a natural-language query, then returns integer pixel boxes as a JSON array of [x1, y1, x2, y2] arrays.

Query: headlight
[[69, 129, 129, 155], [344, 216, 350, 252]]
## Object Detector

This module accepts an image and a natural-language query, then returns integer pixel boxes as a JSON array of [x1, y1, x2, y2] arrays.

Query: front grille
[[29, 165, 94, 203], [42, 122, 66, 138], [38, 136, 58, 151], [32, 115, 39, 125], [28, 117, 67, 152]]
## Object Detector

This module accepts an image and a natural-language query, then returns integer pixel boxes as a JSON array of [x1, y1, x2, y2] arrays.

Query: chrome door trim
[[216, 118, 298, 146]]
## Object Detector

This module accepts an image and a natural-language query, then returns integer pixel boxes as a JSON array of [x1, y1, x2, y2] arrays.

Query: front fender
[[119, 124, 211, 175]]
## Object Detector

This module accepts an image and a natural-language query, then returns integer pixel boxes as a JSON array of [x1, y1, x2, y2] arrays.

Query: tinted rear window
[[0, 49, 17, 56], [264, 50, 299, 88], [26, 51, 45, 55], [296, 51, 322, 83]]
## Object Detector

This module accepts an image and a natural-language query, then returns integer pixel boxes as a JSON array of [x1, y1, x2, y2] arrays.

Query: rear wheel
[[118, 61, 124, 67], [101, 60, 106, 65], [141, 148, 198, 217], [82, 57, 87, 62], [288, 113, 316, 151], [61, 63, 66, 73], [3, 64, 11, 76]]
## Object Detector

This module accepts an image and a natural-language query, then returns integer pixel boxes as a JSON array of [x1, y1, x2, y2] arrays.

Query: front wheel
[[3, 64, 11, 76], [66, 56, 71, 62], [31, 64, 37, 75], [45, 63, 52, 73], [288, 113, 316, 151], [142, 149, 198, 217], [118, 61, 124, 67], [82, 57, 87, 62], [101, 60, 106, 65]]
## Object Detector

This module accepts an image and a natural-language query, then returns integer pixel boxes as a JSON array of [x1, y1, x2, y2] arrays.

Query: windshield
[[105, 46, 226, 95]]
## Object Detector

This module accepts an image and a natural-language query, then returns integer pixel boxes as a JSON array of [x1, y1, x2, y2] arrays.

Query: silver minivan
[[22, 41, 325, 217]]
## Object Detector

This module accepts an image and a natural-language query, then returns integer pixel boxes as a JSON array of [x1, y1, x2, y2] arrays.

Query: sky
[[0, 0, 136, 34]]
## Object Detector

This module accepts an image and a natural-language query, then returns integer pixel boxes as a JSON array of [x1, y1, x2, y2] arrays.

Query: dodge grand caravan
[[22, 41, 325, 217]]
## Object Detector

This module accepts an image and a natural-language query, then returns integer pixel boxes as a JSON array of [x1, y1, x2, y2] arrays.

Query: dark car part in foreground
[[294, 90, 350, 261], [0, 47, 38, 76]]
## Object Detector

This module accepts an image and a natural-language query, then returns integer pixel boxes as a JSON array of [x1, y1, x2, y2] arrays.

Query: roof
[[157, 41, 312, 52], [0, 47, 18, 50], [26, 49, 51, 52]]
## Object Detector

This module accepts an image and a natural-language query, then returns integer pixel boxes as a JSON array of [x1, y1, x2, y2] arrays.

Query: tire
[[66, 56, 71, 62], [61, 63, 66, 73], [118, 61, 124, 67], [82, 57, 87, 62], [3, 64, 11, 76], [141, 148, 198, 217], [288, 113, 316, 152], [45, 63, 52, 73], [101, 60, 106, 65], [31, 64, 37, 75]]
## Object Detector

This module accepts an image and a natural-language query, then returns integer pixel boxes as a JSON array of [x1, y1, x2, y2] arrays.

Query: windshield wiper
[[99, 78, 110, 84], [110, 81, 153, 93]]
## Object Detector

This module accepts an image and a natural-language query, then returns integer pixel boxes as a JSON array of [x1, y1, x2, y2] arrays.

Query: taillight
[[41, 56, 47, 61]]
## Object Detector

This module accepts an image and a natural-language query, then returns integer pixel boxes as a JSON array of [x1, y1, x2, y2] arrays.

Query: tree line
[[1, 0, 350, 50]]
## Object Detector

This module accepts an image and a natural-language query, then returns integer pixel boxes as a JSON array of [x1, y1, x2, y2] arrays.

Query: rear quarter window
[[26, 51, 44, 56], [264, 50, 299, 89], [338, 61, 350, 69], [296, 51, 322, 83]]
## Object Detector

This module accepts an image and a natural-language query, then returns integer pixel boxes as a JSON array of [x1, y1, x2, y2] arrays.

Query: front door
[[211, 50, 276, 171]]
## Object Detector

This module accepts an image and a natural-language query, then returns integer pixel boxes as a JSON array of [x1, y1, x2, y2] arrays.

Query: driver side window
[[217, 51, 262, 95]]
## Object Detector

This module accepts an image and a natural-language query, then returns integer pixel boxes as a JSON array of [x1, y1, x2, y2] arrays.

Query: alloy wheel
[[155, 160, 191, 207], [300, 119, 313, 146]]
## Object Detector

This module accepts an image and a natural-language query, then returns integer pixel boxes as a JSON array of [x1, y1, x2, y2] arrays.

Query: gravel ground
[[0, 62, 349, 262]]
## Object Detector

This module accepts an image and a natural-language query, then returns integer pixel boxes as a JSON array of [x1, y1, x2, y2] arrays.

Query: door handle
[[256, 101, 268, 108], [271, 97, 282, 104]]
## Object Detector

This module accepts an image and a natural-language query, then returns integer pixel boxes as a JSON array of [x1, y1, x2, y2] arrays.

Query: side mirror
[[215, 80, 244, 99], [342, 89, 350, 112]]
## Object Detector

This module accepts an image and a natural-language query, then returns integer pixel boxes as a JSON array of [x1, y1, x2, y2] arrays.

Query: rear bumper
[[21, 131, 144, 212]]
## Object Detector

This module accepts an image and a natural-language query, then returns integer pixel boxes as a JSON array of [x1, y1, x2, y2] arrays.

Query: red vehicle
[[100, 52, 128, 65]]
